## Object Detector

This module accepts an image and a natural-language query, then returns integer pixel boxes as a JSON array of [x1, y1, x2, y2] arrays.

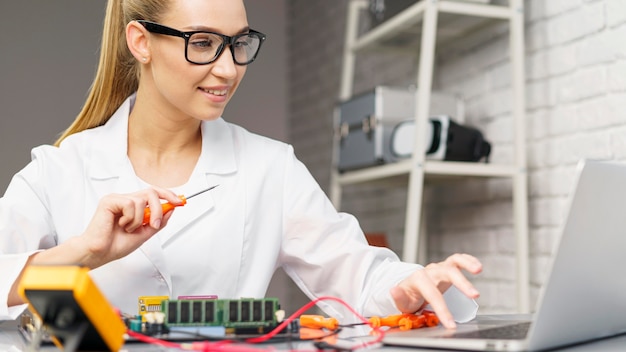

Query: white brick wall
[[287, 0, 626, 314], [424, 0, 625, 312], [607, 0, 626, 27]]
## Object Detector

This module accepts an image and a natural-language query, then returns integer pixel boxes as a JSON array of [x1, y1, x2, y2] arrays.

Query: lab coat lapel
[[86, 96, 173, 289], [86, 97, 141, 217], [156, 178, 216, 247], [157, 118, 237, 245]]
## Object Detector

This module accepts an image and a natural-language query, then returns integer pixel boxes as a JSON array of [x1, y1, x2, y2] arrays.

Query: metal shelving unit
[[330, 0, 529, 312]]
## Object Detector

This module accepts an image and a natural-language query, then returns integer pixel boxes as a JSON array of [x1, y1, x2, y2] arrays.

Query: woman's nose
[[211, 46, 238, 79]]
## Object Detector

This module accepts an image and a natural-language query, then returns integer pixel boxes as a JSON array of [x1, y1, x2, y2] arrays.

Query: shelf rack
[[330, 0, 529, 312]]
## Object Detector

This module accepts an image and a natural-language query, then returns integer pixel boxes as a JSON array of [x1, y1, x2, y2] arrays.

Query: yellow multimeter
[[18, 265, 126, 352]]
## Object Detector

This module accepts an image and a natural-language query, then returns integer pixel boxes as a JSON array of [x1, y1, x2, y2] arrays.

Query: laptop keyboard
[[451, 321, 532, 340]]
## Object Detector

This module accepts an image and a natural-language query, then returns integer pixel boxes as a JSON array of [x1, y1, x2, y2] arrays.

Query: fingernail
[[153, 219, 161, 229]]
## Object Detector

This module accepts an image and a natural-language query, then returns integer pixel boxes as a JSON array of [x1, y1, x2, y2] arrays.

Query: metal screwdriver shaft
[[142, 185, 219, 225]]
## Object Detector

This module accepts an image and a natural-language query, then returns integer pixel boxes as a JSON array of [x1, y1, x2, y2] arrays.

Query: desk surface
[[2, 317, 626, 351]]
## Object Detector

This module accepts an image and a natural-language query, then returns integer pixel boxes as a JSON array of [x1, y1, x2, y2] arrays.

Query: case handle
[[335, 115, 377, 143]]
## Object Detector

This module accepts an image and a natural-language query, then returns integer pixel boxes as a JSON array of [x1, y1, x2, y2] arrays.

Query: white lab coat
[[0, 95, 476, 321]]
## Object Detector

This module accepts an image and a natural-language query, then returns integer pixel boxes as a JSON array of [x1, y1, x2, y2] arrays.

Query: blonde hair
[[54, 0, 169, 146]]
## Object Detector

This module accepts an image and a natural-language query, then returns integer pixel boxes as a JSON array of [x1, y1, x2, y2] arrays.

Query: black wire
[[311, 328, 352, 351], [313, 340, 354, 352], [310, 327, 383, 351], [339, 323, 369, 328]]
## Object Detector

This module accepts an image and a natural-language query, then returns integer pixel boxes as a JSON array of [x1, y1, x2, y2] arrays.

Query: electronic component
[[177, 295, 218, 300], [162, 297, 284, 335], [138, 295, 169, 322], [18, 265, 126, 352], [129, 296, 295, 339]]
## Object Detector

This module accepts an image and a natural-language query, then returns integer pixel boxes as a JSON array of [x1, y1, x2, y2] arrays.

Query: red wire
[[246, 296, 385, 349], [128, 330, 271, 352]]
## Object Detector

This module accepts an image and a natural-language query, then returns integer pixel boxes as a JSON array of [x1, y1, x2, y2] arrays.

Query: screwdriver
[[142, 185, 218, 225], [299, 315, 339, 330]]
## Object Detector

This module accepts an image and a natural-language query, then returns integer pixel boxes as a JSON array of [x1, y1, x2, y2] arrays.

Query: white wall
[[431, 0, 626, 312]]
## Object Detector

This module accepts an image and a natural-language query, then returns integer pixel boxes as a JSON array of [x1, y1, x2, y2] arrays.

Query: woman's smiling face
[[143, 0, 250, 122]]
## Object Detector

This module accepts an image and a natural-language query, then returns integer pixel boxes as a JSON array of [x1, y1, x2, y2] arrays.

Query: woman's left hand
[[390, 253, 483, 329]]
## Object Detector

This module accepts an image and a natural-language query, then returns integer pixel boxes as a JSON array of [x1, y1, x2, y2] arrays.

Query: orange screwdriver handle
[[142, 195, 187, 225], [299, 315, 339, 330], [371, 313, 432, 331], [399, 313, 427, 330], [422, 311, 440, 327], [368, 316, 382, 328], [369, 314, 406, 328]]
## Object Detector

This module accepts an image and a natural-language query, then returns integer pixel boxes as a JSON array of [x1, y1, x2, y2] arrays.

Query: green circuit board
[[162, 297, 281, 328]]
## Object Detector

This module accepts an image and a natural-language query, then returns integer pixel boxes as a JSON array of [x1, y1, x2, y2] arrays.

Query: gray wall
[[0, 0, 287, 192], [0, 1, 103, 191], [227, 0, 288, 143]]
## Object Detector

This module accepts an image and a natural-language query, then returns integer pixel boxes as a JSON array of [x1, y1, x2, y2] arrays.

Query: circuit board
[[138, 295, 169, 321], [163, 297, 281, 329], [128, 296, 296, 338]]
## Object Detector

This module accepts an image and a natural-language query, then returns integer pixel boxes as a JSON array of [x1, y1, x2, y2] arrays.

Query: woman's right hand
[[8, 187, 183, 307], [78, 187, 183, 268]]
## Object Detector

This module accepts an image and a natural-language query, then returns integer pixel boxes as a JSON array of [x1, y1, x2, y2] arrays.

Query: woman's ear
[[126, 21, 151, 63]]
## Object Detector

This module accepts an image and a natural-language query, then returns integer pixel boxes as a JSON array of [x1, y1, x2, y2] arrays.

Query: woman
[[0, 0, 481, 327]]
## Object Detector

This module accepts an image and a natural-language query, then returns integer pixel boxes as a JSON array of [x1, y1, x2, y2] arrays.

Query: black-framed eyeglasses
[[137, 20, 266, 65]]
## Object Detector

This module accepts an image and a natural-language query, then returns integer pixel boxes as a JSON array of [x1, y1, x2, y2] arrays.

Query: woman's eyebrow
[[186, 25, 251, 34]]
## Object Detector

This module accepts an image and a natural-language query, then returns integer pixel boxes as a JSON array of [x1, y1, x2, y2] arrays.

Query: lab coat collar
[[87, 94, 238, 181]]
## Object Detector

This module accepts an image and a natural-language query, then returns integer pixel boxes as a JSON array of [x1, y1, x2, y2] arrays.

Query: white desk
[[2, 317, 626, 351]]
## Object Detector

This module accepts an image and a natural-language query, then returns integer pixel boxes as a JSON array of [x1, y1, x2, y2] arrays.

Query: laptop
[[383, 159, 626, 351]]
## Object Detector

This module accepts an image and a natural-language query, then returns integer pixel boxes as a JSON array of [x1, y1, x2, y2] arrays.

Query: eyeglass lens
[[188, 32, 262, 65]]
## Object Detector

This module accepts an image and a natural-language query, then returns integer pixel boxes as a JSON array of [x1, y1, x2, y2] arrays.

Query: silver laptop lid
[[526, 159, 626, 350], [382, 160, 626, 351]]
